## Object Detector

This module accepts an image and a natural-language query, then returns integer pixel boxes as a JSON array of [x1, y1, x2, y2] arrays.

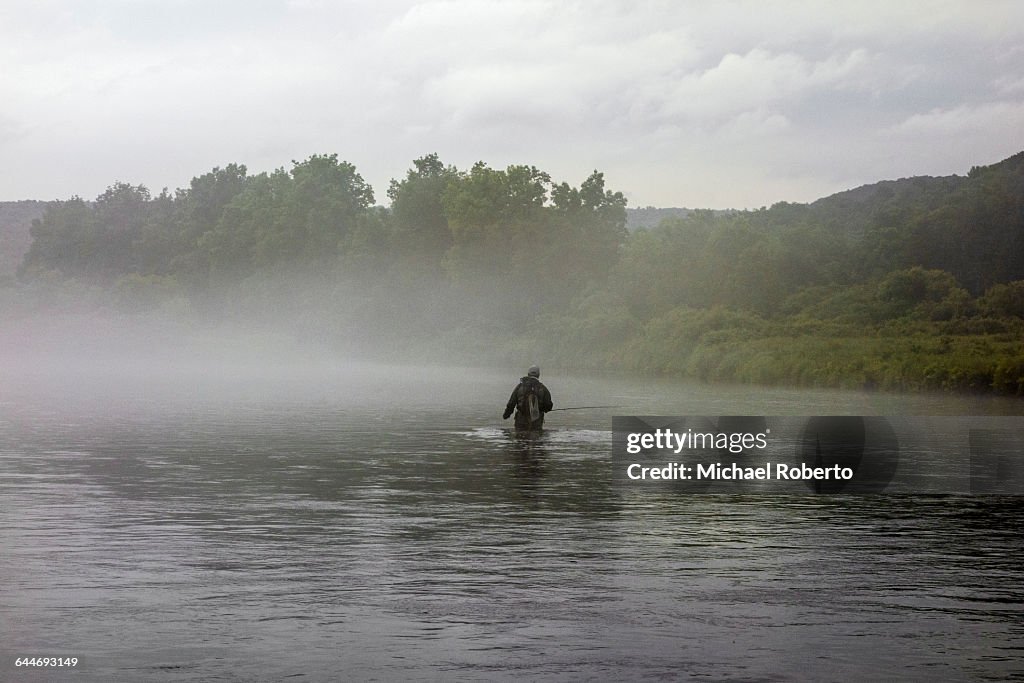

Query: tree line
[[10, 150, 1024, 393]]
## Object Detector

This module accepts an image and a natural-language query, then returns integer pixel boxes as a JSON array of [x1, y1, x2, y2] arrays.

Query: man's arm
[[540, 386, 553, 413], [502, 386, 519, 419]]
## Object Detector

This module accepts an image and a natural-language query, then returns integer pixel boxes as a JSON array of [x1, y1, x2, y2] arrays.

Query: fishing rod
[[549, 405, 625, 411]]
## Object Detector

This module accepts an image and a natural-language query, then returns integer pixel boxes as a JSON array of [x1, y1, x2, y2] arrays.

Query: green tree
[[442, 162, 551, 282], [878, 267, 970, 320], [199, 154, 374, 278], [441, 164, 629, 323], [20, 183, 152, 282], [979, 281, 1024, 318], [549, 170, 628, 293], [19, 196, 94, 280], [387, 153, 459, 263]]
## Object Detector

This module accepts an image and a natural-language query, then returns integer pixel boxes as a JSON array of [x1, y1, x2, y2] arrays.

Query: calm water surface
[[2, 364, 1023, 681]]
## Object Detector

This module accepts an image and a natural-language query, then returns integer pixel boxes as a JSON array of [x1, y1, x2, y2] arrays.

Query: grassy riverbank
[[495, 309, 1024, 395]]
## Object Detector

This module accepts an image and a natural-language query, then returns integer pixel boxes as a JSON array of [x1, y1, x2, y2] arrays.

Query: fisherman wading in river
[[503, 365, 553, 432]]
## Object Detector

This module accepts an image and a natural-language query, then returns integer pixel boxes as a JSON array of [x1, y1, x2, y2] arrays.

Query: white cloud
[[717, 109, 792, 140], [642, 48, 872, 125], [891, 101, 1024, 136], [995, 76, 1024, 95], [1, 0, 1023, 207]]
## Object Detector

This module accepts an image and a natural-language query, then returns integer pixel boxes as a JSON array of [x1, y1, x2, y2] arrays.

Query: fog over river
[[2, 362, 1023, 680]]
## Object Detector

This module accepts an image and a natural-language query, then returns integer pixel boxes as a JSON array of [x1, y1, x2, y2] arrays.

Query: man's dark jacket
[[503, 376, 553, 430]]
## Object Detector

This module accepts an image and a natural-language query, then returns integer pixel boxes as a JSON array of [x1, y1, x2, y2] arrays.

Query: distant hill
[[626, 206, 739, 230], [618, 150, 1024, 297], [626, 207, 691, 230], [803, 173, 968, 237], [625, 171, 973, 236], [0, 201, 48, 281]]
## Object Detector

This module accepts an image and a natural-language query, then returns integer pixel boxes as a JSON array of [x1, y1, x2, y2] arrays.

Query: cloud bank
[[2, 0, 1023, 207]]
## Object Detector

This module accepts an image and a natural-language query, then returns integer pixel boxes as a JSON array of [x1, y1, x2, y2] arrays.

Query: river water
[[2, 363, 1023, 681]]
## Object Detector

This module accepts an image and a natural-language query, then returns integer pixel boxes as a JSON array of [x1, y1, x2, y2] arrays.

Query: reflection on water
[[1, 364, 1023, 681]]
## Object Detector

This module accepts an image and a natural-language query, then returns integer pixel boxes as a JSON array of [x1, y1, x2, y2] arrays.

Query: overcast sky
[[2, 0, 1023, 208]]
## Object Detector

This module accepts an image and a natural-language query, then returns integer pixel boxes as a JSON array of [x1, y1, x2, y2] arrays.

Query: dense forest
[[6, 151, 1024, 393]]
